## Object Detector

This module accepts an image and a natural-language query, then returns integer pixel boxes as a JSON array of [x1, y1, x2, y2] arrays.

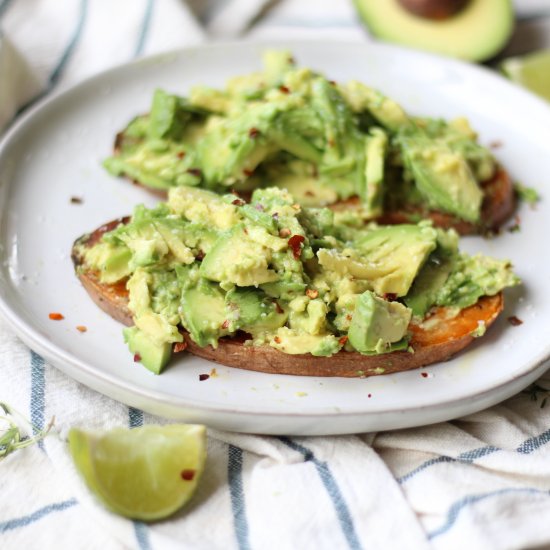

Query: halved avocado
[[354, 0, 514, 62]]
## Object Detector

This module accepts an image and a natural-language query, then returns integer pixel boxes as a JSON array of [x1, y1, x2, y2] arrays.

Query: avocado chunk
[[225, 288, 287, 334], [322, 223, 437, 297], [348, 291, 412, 354], [123, 326, 172, 375], [404, 229, 459, 317], [354, 0, 513, 62], [83, 242, 132, 284], [200, 225, 279, 287], [180, 279, 227, 347], [362, 128, 388, 217], [398, 130, 483, 223]]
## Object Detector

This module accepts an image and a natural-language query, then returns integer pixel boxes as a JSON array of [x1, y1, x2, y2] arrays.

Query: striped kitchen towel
[[2, 1, 550, 549]]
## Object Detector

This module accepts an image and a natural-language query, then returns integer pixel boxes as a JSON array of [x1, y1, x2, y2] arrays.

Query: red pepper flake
[[383, 293, 397, 302], [274, 336, 281, 344], [279, 85, 290, 94], [221, 319, 230, 329], [288, 234, 305, 259], [346, 314, 352, 321], [338, 336, 348, 346], [421, 372, 428, 378], [174, 341, 188, 353], [306, 289, 319, 299], [489, 140, 503, 149], [49, 312, 64, 321], [304, 190, 315, 197], [199, 374, 210, 381], [195, 249, 205, 261], [243, 168, 254, 177], [368, 393, 372, 398], [248, 127, 261, 139], [329, 80, 337, 86], [279, 228, 291, 238], [232, 198, 245, 206], [76, 325, 87, 333], [186, 168, 202, 177], [507, 315, 523, 326], [274, 301, 284, 314], [70, 196, 83, 204], [181, 469, 196, 481], [133, 353, 141, 363], [243, 227, 249, 235], [176, 151, 186, 159]]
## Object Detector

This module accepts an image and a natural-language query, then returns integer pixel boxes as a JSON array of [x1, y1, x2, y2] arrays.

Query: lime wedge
[[68, 424, 207, 521], [500, 50, 550, 102]]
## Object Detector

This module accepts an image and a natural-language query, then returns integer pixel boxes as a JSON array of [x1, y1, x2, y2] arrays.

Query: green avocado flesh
[[104, 50, 499, 226], [77, 186, 520, 374], [354, 0, 513, 62]]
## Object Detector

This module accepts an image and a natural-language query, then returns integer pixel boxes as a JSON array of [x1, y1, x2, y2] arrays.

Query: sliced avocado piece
[[200, 225, 279, 287], [354, 0, 513, 62], [398, 131, 483, 223], [168, 187, 241, 230], [435, 253, 520, 310], [180, 279, 227, 348], [148, 89, 192, 141], [225, 288, 287, 334], [339, 81, 409, 131], [362, 128, 388, 217], [404, 229, 459, 317], [269, 327, 341, 357], [355, 223, 437, 296], [123, 326, 172, 375], [83, 242, 132, 284], [347, 291, 412, 354], [262, 50, 296, 85]]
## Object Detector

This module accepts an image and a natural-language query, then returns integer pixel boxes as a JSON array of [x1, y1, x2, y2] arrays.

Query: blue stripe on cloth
[[128, 407, 151, 550], [428, 488, 550, 539], [228, 445, 251, 550], [400, 426, 550, 484], [279, 437, 362, 550], [0, 499, 77, 533], [398, 446, 500, 484], [134, 0, 155, 58], [128, 407, 144, 428], [0, 0, 14, 18], [15, 0, 88, 117], [30, 351, 45, 449], [48, 0, 88, 87], [516, 428, 550, 454]]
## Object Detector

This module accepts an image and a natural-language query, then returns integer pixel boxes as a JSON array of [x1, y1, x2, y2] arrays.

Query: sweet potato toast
[[72, 220, 504, 378], [114, 126, 515, 236]]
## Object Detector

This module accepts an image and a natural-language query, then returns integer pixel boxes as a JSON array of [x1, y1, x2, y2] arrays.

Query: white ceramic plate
[[1, 41, 549, 435]]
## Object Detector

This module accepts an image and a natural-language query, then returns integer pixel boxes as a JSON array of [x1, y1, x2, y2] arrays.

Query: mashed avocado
[[105, 50, 498, 225], [76, 187, 519, 374]]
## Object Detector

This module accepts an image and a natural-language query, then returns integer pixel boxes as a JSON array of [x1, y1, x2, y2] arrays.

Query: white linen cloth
[[2, 1, 550, 549]]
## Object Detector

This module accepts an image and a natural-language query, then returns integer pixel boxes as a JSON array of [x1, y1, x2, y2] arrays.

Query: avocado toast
[[72, 186, 519, 377], [104, 50, 515, 235]]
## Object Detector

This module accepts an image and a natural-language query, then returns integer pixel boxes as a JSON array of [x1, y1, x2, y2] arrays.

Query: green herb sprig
[[0, 402, 54, 460]]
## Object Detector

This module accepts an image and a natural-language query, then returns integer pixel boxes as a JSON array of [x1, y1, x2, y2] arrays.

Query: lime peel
[[68, 424, 207, 521]]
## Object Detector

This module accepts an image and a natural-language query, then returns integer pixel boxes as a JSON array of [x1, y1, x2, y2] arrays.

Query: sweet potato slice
[[72, 220, 504, 377]]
